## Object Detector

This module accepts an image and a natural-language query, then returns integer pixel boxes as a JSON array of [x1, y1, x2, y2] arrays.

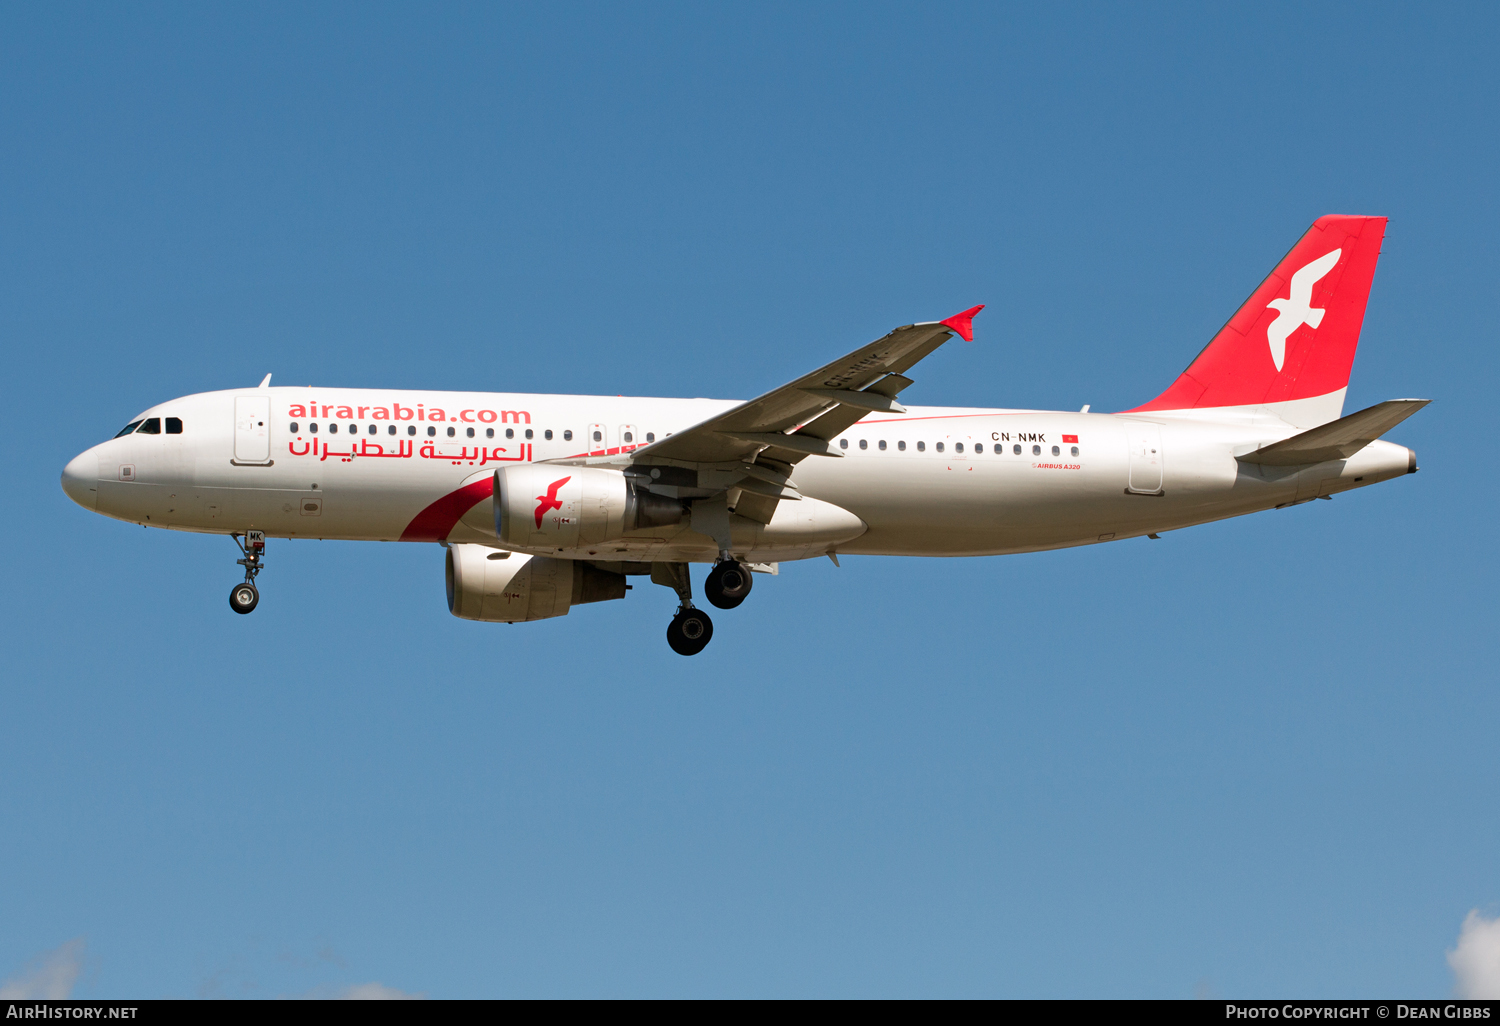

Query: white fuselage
[[62, 386, 1415, 562]]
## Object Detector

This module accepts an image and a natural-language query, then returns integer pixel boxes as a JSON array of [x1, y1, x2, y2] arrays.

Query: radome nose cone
[[61, 451, 99, 510]]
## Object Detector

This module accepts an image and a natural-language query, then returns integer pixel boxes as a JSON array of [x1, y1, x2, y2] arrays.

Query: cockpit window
[[136, 418, 161, 435], [114, 420, 143, 438], [165, 417, 183, 434]]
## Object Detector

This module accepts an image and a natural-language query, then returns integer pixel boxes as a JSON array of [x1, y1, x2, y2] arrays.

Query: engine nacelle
[[494, 465, 683, 552], [445, 543, 626, 623]]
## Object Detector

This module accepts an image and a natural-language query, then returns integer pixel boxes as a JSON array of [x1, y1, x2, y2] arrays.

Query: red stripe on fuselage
[[400, 477, 494, 542]]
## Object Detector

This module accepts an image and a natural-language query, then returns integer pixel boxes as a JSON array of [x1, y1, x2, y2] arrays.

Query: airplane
[[60, 215, 1425, 655]]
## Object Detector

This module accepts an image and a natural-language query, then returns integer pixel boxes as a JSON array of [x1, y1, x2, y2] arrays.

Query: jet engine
[[494, 465, 683, 552], [446, 543, 626, 623]]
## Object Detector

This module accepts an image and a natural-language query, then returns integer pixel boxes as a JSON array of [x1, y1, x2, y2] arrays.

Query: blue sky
[[2, 1, 1497, 998]]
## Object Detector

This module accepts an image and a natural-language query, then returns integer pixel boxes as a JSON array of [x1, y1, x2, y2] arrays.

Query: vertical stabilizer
[[1130, 215, 1387, 427]]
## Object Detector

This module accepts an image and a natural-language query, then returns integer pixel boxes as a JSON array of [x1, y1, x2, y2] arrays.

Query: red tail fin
[[1130, 215, 1387, 417]]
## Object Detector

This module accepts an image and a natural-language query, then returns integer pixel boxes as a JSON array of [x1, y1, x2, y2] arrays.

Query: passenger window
[[309, 422, 318, 434], [114, 420, 143, 438], [878, 440, 887, 450], [840, 438, 849, 449], [427, 426, 436, 436], [955, 442, 963, 453], [369, 424, 377, 435], [166, 417, 183, 434], [525, 429, 534, 440], [1071, 446, 1079, 457], [289, 422, 299, 433], [465, 427, 474, 438], [507, 428, 515, 439], [388, 425, 397, 436], [563, 430, 572, 441], [898, 440, 906, 451], [486, 428, 494, 438], [646, 432, 654, 442], [407, 425, 417, 436], [329, 423, 339, 434], [1052, 445, 1060, 456], [138, 418, 161, 435], [1013, 444, 1021, 454], [545, 429, 554, 440], [623, 431, 633, 442], [1032, 444, 1041, 455], [917, 441, 925, 452], [936, 442, 944, 452], [859, 439, 867, 450]]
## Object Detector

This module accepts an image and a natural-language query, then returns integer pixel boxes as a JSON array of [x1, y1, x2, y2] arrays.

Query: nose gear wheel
[[229, 581, 259, 614]]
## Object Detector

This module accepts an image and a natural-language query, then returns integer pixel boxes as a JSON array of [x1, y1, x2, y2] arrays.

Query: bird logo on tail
[[534, 476, 571, 528], [1265, 249, 1342, 371]]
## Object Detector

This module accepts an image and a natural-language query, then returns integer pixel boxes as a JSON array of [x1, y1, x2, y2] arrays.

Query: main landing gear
[[652, 561, 714, 656], [651, 558, 755, 654], [229, 531, 265, 615]]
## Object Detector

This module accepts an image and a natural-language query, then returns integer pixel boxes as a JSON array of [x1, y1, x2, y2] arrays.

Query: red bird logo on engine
[[534, 476, 571, 528]]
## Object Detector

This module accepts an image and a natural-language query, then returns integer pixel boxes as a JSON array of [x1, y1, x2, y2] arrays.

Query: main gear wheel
[[704, 560, 752, 609], [666, 607, 714, 655]]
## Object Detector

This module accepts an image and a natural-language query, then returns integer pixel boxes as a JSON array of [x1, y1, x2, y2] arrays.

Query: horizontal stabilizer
[[1237, 399, 1429, 466]]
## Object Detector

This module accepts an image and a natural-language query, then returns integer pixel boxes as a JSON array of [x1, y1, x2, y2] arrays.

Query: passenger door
[[234, 396, 272, 464], [1126, 422, 1163, 494]]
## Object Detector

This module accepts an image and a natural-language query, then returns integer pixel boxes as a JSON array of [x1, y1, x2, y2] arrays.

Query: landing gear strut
[[229, 531, 265, 615], [652, 561, 713, 656], [704, 559, 752, 609]]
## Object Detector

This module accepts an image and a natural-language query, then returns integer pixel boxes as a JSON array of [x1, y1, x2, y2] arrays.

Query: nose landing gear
[[229, 531, 265, 615]]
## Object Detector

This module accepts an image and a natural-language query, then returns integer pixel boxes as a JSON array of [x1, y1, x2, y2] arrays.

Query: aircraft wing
[[631, 305, 984, 469]]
